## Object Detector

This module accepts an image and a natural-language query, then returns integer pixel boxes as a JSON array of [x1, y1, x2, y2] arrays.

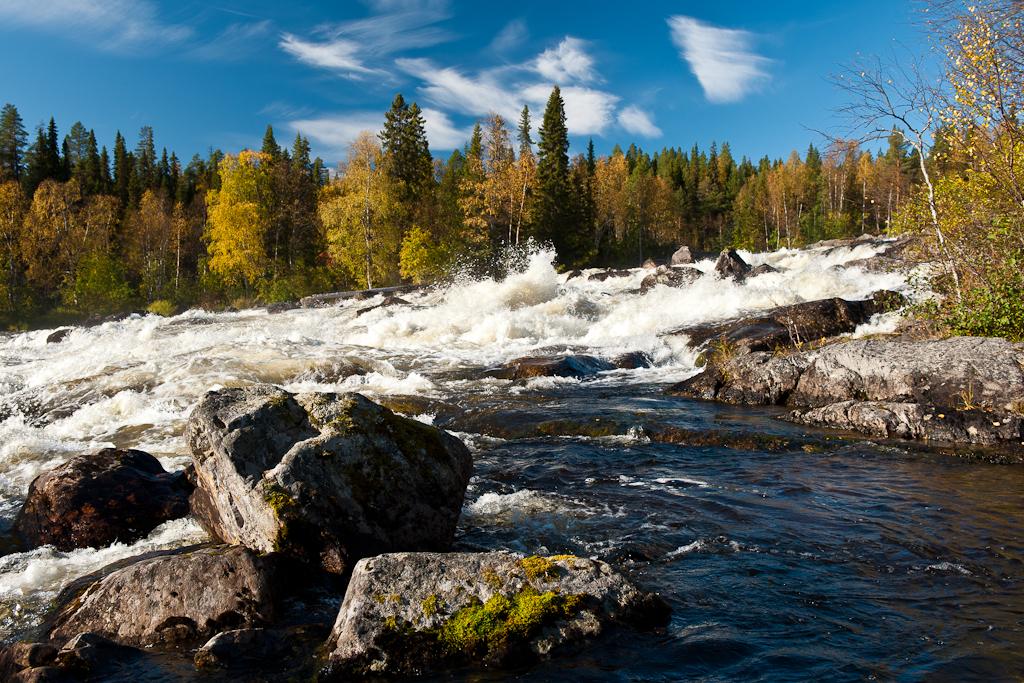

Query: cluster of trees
[[0, 104, 326, 325], [838, 0, 1024, 340]]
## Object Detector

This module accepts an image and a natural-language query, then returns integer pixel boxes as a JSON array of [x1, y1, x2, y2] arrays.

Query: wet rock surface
[[669, 292, 903, 355], [321, 551, 670, 678], [714, 249, 751, 280], [186, 386, 473, 573], [47, 545, 278, 647], [639, 266, 703, 293], [13, 448, 192, 552], [670, 336, 1024, 450], [670, 245, 694, 265], [485, 355, 616, 380]]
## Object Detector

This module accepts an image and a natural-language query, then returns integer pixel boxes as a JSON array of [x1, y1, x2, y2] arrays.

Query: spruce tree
[[113, 132, 132, 204], [261, 125, 281, 159], [536, 86, 575, 261], [380, 94, 433, 205], [45, 118, 62, 181], [0, 103, 28, 181], [517, 105, 533, 159]]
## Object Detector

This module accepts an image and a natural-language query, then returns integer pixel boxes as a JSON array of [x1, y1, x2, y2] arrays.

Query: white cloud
[[396, 58, 522, 121], [521, 85, 618, 136], [280, 33, 383, 77], [535, 37, 598, 84], [0, 0, 192, 51], [490, 19, 528, 53], [189, 20, 272, 61], [667, 15, 771, 104], [617, 106, 662, 138], [420, 108, 471, 150]]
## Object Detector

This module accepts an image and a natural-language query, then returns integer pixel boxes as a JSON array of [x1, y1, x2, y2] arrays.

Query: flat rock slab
[[14, 448, 192, 551], [321, 551, 670, 678], [186, 386, 472, 573], [48, 545, 277, 647]]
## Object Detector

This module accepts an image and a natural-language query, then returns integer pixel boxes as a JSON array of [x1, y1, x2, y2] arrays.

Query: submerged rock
[[670, 337, 1024, 450], [193, 626, 327, 670], [321, 551, 670, 678], [484, 355, 615, 380], [670, 292, 903, 356], [612, 351, 654, 369], [186, 386, 472, 573], [13, 448, 192, 551], [714, 249, 751, 280], [748, 263, 780, 277], [48, 545, 277, 647], [587, 269, 634, 282], [639, 266, 702, 293]]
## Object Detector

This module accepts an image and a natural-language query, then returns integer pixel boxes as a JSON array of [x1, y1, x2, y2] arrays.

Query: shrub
[[146, 299, 178, 317]]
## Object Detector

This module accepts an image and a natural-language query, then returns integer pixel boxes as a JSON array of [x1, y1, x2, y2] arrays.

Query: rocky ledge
[[669, 336, 1024, 452], [321, 551, 670, 678]]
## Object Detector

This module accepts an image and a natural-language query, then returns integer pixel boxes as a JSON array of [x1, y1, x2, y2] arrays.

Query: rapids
[[1, 242, 1021, 680]]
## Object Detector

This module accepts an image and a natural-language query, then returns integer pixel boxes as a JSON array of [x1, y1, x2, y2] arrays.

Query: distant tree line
[[0, 86, 921, 327]]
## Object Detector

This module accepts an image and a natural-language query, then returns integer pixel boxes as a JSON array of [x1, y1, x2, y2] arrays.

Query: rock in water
[[321, 552, 670, 678], [13, 448, 192, 551], [670, 245, 694, 265], [484, 355, 615, 380], [186, 386, 473, 573], [714, 249, 751, 280], [639, 266, 702, 293], [48, 545, 277, 647]]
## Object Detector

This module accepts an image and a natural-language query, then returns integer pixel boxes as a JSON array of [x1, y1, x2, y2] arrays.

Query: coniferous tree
[[379, 95, 433, 206], [112, 132, 132, 206], [535, 86, 579, 262], [261, 125, 281, 160], [0, 104, 28, 181], [517, 105, 533, 159]]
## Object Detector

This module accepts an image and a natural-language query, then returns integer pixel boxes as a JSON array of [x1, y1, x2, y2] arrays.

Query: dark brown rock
[[714, 249, 751, 280], [48, 546, 277, 647], [612, 351, 653, 369], [639, 266, 702, 293], [588, 269, 634, 282], [484, 355, 616, 380], [45, 329, 71, 344], [13, 449, 192, 551], [186, 387, 473, 574], [670, 292, 903, 355]]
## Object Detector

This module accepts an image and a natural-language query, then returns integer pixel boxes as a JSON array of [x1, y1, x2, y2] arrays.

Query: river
[[0, 243, 1021, 681]]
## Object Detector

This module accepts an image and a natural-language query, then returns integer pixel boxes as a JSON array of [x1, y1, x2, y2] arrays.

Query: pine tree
[[99, 146, 112, 194], [45, 118, 62, 181], [586, 139, 596, 175], [0, 104, 28, 181], [536, 86, 577, 261]]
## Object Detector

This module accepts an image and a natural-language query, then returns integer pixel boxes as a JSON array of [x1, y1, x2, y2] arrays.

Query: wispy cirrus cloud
[[287, 105, 469, 158], [278, 0, 452, 79], [189, 20, 273, 62], [667, 15, 771, 104], [0, 0, 192, 52], [490, 19, 528, 53], [617, 106, 662, 138]]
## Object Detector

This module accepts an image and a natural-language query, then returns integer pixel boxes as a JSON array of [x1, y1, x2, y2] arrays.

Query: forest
[[0, 88, 919, 328]]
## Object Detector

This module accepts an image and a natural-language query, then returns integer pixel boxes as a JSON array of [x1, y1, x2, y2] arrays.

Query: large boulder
[[484, 355, 615, 380], [321, 552, 670, 678], [670, 292, 902, 355], [639, 266, 702, 293], [13, 448, 192, 551], [186, 386, 472, 574], [714, 249, 751, 280], [48, 545, 277, 647], [669, 337, 1024, 450]]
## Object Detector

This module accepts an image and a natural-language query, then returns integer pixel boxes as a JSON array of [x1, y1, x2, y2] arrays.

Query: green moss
[[421, 594, 442, 618], [261, 482, 297, 552], [435, 587, 583, 658], [481, 567, 503, 591], [519, 556, 559, 582]]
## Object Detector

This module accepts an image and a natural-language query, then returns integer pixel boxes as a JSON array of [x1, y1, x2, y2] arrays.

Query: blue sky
[[0, 0, 924, 166]]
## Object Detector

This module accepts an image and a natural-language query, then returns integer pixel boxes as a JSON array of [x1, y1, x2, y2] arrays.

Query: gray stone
[[714, 249, 751, 280], [484, 355, 615, 380], [321, 551, 670, 678], [639, 266, 702, 293], [186, 386, 472, 574], [48, 545, 277, 647], [670, 245, 694, 265]]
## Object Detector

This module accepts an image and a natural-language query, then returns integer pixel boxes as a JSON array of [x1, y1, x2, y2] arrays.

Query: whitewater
[[3, 239, 1022, 681]]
